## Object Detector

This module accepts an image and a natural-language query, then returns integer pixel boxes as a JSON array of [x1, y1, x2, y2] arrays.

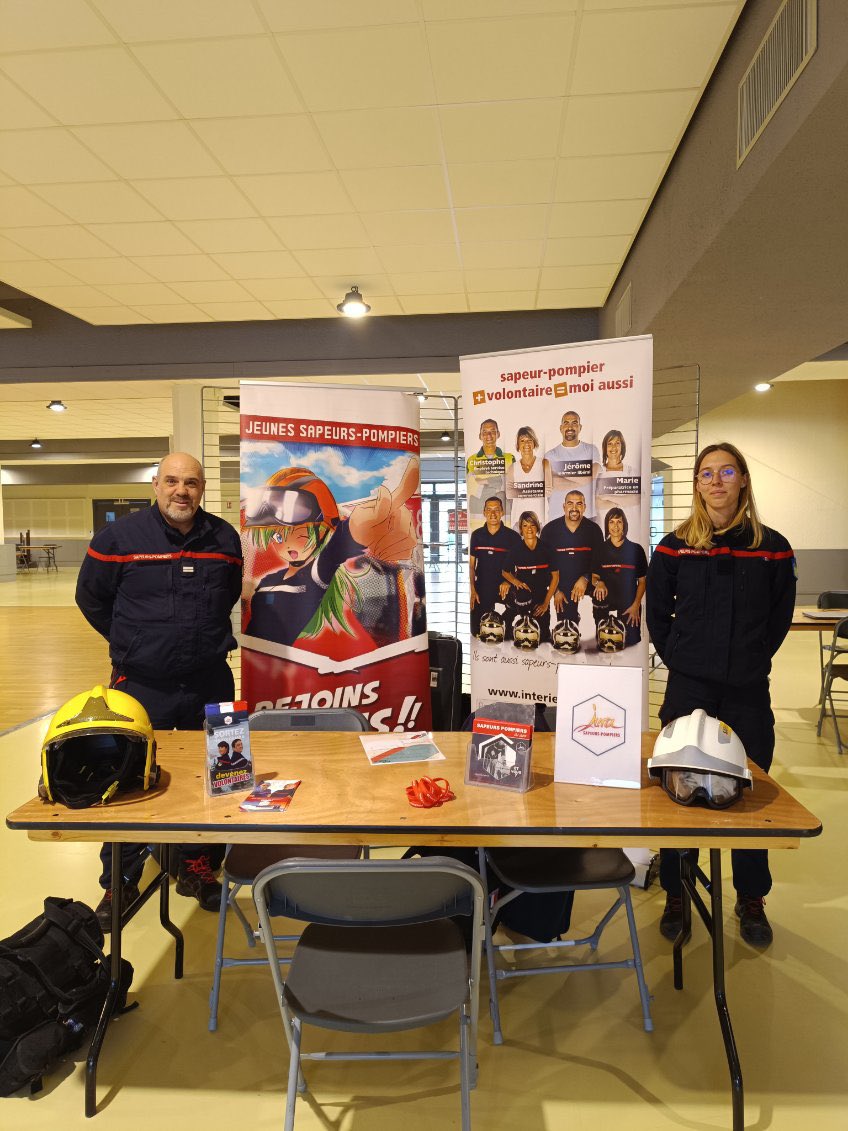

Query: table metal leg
[[84, 844, 185, 1115], [708, 849, 744, 1131], [159, 844, 184, 979], [673, 848, 744, 1131], [85, 844, 125, 1117]]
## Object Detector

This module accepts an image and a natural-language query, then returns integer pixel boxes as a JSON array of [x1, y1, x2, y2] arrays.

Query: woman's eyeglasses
[[696, 466, 738, 485]]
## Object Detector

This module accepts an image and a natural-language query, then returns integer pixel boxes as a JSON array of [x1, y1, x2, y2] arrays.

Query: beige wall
[[3, 483, 153, 540], [697, 380, 848, 551]]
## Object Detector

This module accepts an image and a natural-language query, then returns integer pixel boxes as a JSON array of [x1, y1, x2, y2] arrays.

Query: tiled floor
[[0, 572, 845, 1130]]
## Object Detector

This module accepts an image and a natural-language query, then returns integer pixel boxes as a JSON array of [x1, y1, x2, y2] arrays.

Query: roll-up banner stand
[[460, 335, 653, 720], [239, 381, 431, 732]]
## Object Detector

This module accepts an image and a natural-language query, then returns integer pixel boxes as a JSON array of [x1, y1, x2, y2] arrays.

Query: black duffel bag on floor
[[0, 897, 134, 1097]]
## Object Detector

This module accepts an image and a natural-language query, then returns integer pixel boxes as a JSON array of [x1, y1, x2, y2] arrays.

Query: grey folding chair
[[478, 846, 653, 1044], [816, 615, 848, 755], [208, 707, 370, 1031], [816, 591, 848, 693], [252, 857, 485, 1131]]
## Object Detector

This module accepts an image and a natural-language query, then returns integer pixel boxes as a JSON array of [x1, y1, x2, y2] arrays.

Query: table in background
[[7, 731, 821, 1127], [15, 542, 60, 572]]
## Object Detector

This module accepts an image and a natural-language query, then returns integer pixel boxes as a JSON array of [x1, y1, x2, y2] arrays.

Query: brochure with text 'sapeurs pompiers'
[[204, 701, 254, 796], [466, 701, 534, 792]]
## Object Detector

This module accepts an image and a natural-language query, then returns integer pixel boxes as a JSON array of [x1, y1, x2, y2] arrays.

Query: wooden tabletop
[[791, 606, 848, 631], [7, 732, 822, 851]]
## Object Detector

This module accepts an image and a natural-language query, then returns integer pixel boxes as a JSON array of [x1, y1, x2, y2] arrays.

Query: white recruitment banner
[[459, 335, 653, 714]]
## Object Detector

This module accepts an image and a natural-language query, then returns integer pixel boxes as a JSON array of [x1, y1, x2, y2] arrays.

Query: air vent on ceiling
[[737, 0, 817, 166], [614, 283, 632, 339]]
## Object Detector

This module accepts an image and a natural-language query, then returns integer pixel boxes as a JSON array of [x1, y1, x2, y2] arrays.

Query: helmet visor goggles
[[244, 485, 323, 527], [659, 768, 744, 810]]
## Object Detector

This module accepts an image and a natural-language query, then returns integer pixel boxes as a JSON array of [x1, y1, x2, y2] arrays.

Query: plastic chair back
[[249, 707, 371, 732]]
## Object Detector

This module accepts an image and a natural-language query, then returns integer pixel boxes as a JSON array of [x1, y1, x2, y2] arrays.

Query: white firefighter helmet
[[551, 618, 581, 654], [478, 610, 505, 645], [596, 612, 626, 652], [648, 709, 752, 809], [512, 615, 541, 650]]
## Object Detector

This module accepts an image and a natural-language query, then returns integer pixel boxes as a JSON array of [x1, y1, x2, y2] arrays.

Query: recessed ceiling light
[[440, 430, 451, 442], [753, 382, 772, 393], [336, 286, 370, 318], [47, 399, 67, 412], [30, 438, 43, 449]]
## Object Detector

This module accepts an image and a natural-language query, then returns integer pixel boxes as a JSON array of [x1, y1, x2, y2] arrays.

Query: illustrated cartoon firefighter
[[243, 457, 424, 649]]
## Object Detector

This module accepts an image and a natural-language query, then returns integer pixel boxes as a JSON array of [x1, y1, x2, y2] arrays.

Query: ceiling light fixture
[[336, 285, 371, 318], [440, 430, 451, 442], [753, 382, 772, 393], [30, 438, 43, 450], [417, 392, 426, 403], [47, 399, 67, 412]]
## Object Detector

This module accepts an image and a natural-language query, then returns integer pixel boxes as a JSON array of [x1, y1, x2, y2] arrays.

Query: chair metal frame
[[816, 591, 848, 697], [252, 856, 485, 1131], [478, 846, 653, 1045], [816, 614, 848, 755], [207, 707, 370, 1032]]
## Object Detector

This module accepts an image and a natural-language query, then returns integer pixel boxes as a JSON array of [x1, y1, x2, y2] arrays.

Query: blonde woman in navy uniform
[[646, 443, 795, 947]]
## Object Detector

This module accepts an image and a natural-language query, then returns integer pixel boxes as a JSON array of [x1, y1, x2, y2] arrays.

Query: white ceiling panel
[[554, 152, 669, 202], [562, 90, 700, 156], [572, 4, 739, 95], [91, 0, 265, 42], [0, 74, 54, 130], [269, 213, 371, 250], [237, 172, 352, 216], [0, 129, 115, 184], [129, 254, 229, 283], [259, 0, 419, 32], [130, 304, 212, 323], [377, 244, 460, 274], [72, 122, 223, 179], [0, 0, 115, 53], [54, 257, 155, 285], [427, 15, 576, 103], [439, 101, 564, 165], [87, 222, 200, 256], [175, 219, 282, 255], [461, 243, 543, 271], [192, 116, 331, 175], [0, 48, 178, 125], [315, 108, 443, 170], [0, 3, 744, 324], [4, 225, 116, 258], [341, 167, 450, 213], [132, 39, 302, 119], [33, 182, 161, 225], [133, 178, 257, 222], [277, 25, 433, 113]]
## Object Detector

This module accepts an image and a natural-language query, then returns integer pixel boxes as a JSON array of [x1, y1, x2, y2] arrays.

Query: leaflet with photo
[[239, 778, 302, 812], [205, 701, 254, 796]]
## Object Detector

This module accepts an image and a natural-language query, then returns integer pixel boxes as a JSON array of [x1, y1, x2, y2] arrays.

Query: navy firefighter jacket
[[76, 504, 243, 682], [645, 522, 796, 687]]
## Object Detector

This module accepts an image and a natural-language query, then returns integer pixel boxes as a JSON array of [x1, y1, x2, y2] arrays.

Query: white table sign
[[555, 664, 643, 789]]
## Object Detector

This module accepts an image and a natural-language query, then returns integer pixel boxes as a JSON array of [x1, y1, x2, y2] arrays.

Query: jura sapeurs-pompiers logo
[[572, 694, 626, 756]]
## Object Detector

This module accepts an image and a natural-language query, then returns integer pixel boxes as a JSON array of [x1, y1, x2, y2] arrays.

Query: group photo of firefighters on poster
[[460, 337, 653, 711], [239, 383, 431, 732]]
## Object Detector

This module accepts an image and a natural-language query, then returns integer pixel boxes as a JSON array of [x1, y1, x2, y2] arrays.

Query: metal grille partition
[[648, 364, 701, 726]]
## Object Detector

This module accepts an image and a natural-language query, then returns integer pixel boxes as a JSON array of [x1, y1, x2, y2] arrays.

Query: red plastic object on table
[[405, 777, 455, 808]]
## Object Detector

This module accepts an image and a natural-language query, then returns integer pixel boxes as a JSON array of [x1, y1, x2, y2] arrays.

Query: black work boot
[[735, 896, 773, 947], [659, 894, 683, 940], [176, 854, 222, 911], [95, 882, 140, 933]]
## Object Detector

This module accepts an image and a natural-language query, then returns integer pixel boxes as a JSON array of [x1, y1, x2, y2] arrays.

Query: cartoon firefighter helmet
[[244, 467, 340, 530], [478, 610, 505, 645], [551, 618, 581, 654], [41, 685, 159, 809], [596, 612, 626, 652], [512, 615, 541, 650], [647, 709, 752, 809]]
